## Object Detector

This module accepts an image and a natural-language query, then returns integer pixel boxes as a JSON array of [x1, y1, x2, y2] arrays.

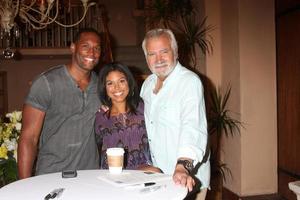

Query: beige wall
[[0, 56, 70, 112], [205, 0, 277, 196], [203, 0, 222, 87], [219, 0, 243, 194], [102, 0, 138, 46], [238, 0, 277, 195]]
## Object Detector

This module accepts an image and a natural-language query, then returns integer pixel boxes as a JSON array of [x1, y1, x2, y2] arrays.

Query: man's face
[[71, 32, 101, 72], [145, 35, 177, 79]]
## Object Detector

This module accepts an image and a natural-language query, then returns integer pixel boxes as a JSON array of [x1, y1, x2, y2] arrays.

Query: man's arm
[[173, 76, 208, 191], [18, 104, 45, 179]]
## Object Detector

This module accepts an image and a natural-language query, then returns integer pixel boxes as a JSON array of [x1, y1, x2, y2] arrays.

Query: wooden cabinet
[[276, 0, 300, 199]]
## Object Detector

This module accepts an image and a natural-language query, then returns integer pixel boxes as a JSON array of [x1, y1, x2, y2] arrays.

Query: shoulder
[[137, 100, 145, 112], [32, 65, 66, 84], [178, 65, 200, 80], [30, 66, 69, 95], [172, 65, 204, 96], [95, 110, 111, 128], [177, 65, 202, 86], [141, 74, 155, 96], [40, 65, 66, 77], [142, 74, 155, 86], [95, 109, 108, 120], [95, 110, 110, 134]]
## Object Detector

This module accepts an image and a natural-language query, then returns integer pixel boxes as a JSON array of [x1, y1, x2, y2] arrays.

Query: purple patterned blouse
[[94, 101, 152, 170]]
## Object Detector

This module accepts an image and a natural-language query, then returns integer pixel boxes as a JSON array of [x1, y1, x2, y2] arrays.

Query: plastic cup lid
[[106, 147, 125, 156]]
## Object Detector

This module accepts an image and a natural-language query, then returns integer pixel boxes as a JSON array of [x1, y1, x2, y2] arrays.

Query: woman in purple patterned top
[[95, 62, 160, 172]]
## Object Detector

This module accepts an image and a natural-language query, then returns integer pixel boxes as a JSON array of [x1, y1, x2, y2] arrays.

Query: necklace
[[74, 77, 90, 90], [67, 65, 90, 90], [116, 113, 128, 127]]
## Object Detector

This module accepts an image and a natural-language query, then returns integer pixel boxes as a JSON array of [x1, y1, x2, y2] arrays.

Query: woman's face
[[105, 70, 129, 105]]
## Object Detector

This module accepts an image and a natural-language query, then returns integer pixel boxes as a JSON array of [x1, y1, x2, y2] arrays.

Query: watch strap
[[176, 159, 194, 174]]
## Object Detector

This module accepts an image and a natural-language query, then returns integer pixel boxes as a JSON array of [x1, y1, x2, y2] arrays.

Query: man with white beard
[[140, 28, 210, 200]]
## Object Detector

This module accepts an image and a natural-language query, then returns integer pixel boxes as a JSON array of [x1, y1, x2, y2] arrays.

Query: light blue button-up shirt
[[140, 62, 210, 188]]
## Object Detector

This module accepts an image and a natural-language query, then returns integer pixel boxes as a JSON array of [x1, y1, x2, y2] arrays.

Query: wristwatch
[[176, 159, 194, 174]]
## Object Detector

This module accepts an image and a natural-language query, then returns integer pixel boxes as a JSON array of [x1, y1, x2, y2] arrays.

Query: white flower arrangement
[[0, 111, 22, 185], [0, 111, 22, 160]]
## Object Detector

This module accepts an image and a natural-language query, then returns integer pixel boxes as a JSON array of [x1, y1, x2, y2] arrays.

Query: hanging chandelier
[[0, 0, 96, 58]]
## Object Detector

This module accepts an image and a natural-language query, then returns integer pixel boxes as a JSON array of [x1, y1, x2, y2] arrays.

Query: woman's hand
[[137, 165, 163, 173], [99, 105, 109, 112]]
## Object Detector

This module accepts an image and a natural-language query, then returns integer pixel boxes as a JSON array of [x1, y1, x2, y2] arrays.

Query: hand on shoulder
[[99, 105, 109, 112]]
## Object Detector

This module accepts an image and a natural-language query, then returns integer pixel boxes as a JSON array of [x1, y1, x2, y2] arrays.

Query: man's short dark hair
[[73, 28, 101, 43]]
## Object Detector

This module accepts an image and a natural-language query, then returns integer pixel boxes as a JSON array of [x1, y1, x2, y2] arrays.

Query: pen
[[44, 188, 65, 200], [125, 182, 156, 190], [144, 182, 156, 187]]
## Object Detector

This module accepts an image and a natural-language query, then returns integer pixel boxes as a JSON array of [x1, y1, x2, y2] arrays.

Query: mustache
[[154, 62, 167, 68]]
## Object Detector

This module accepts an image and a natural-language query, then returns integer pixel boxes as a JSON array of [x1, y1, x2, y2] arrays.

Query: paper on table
[[97, 170, 172, 187]]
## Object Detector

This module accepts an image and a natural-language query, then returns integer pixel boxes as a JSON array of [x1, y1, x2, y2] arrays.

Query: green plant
[[208, 85, 242, 181], [175, 15, 213, 68], [146, 0, 172, 28], [145, 0, 213, 69], [206, 85, 242, 199], [0, 111, 22, 186], [209, 86, 241, 149]]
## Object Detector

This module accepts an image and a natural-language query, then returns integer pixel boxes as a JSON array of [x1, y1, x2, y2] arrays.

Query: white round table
[[0, 170, 187, 200]]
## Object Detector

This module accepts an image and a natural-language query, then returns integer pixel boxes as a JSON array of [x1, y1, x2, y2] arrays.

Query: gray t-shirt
[[25, 65, 100, 175]]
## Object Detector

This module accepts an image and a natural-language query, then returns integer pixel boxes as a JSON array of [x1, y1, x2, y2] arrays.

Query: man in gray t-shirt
[[18, 28, 102, 178]]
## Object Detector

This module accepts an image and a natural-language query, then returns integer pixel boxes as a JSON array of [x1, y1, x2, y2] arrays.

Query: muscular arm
[[18, 105, 45, 179]]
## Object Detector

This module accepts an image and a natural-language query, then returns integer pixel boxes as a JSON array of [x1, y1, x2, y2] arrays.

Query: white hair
[[142, 28, 178, 59]]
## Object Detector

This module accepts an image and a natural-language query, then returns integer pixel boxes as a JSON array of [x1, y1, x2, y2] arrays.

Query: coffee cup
[[106, 147, 125, 174]]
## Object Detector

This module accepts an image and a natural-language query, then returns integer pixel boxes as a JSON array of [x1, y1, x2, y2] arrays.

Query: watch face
[[185, 161, 193, 169], [185, 161, 193, 171]]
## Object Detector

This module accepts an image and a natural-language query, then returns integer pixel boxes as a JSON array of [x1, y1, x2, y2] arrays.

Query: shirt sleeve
[[140, 77, 148, 100], [138, 101, 153, 166], [177, 76, 208, 164], [141, 130, 153, 166], [25, 75, 51, 111]]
